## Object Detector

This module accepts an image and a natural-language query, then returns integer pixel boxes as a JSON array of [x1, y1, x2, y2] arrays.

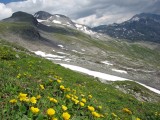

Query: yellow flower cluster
[[19, 93, 29, 102], [9, 99, 17, 104], [30, 106, 39, 114], [49, 97, 58, 103], [88, 106, 95, 112], [92, 111, 101, 118], [47, 108, 55, 116], [62, 112, 71, 120], [8, 75, 108, 120], [30, 97, 37, 104], [62, 105, 68, 111]]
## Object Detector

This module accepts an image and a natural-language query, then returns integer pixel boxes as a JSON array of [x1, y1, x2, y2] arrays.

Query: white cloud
[[0, 0, 159, 26], [0, 3, 12, 20]]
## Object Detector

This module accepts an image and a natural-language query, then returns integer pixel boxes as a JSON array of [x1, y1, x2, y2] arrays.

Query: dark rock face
[[92, 13, 160, 43], [3, 11, 38, 25]]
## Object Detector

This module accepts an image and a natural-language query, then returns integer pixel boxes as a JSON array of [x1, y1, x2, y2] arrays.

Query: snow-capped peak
[[75, 23, 95, 35]]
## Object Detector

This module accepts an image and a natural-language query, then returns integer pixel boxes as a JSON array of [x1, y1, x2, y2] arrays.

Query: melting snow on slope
[[101, 61, 113, 66], [60, 64, 128, 81], [34, 51, 65, 59], [72, 50, 84, 54], [112, 69, 127, 74], [52, 20, 61, 24], [60, 64, 160, 94], [37, 19, 47, 22], [75, 24, 95, 35]]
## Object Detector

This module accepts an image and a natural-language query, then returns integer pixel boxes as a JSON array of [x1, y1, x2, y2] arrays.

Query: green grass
[[0, 39, 160, 120]]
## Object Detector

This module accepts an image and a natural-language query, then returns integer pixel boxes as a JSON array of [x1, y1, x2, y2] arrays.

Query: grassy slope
[[0, 39, 160, 120]]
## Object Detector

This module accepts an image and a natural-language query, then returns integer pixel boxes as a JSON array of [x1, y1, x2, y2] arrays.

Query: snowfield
[[112, 69, 128, 74], [60, 64, 128, 81], [60, 64, 160, 94], [34, 51, 65, 59]]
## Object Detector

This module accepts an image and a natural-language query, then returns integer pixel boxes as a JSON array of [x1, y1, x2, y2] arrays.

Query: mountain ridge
[[92, 13, 160, 43]]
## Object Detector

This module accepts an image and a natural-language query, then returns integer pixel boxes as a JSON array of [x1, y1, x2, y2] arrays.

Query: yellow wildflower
[[92, 112, 101, 118], [66, 95, 71, 99], [74, 95, 78, 99], [66, 88, 70, 92], [9, 99, 17, 104], [60, 85, 65, 90], [36, 95, 41, 99], [49, 97, 58, 103], [62, 112, 71, 120], [98, 106, 102, 109], [79, 102, 85, 107], [88, 95, 92, 99], [47, 108, 55, 116], [122, 108, 132, 115], [39, 84, 45, 90], [30, 97, 37, 104], [62, 105, 68, 111], [57, 79, 61, 83], [74, 99, 79, 104], [52, 118, 58, 120], [30, 106, 39, 114], [88, 106, 95, 112], [81, 94, 85, 97], [81, 98, 86, 103], [19, 93, 28, 102]]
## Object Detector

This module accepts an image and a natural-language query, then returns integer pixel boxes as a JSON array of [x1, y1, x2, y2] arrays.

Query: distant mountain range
[[92, 13, 160, 43], [2, 11, 160, 43]]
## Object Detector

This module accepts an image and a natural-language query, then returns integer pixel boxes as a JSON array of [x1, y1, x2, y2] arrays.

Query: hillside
[[0, 11, 160, 119], [0, 39, 160, 120]]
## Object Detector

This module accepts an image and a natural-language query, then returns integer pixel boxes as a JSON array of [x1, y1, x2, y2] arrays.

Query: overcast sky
[[0, 0, 160, 26]]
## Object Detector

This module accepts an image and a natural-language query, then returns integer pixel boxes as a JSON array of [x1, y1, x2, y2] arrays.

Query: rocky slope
[[93, 13, 160, 43]]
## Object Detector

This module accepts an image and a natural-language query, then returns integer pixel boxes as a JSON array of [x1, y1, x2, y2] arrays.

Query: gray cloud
[[0, 0, 159, 26]]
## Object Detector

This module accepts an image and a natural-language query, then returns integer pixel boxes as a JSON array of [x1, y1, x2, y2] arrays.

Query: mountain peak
[[130, 13, 160, 22], [34, 11, 52, 20], [3, 11, 38, 25]]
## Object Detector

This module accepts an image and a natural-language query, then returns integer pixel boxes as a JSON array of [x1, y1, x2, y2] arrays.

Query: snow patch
[[52, 20, 61, 24], [58, 45, 64, 48], [60, 64, 128, 81], [64, 59, 71, 62], [101, 61, 113, 66], [37, 19, 47, 22], [112, 69, 127, 74], [60, 64, 160, 94], [75, 24, 95, 35], [34, 51, 65, 59], [47, 58, 62, 61], [72, 50, 84, 54], [57, 52, 70, 55]]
